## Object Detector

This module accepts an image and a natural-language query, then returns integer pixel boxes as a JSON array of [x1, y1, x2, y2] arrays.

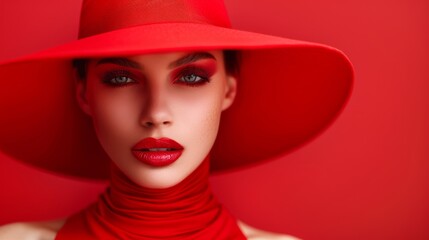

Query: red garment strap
[[56, 157, 246, 239]]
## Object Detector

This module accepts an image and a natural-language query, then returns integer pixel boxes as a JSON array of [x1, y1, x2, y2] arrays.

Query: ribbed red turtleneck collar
[[55, 157, 246, 239]]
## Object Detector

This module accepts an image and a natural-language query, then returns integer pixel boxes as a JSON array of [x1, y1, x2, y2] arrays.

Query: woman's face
[[76, 50, 236, 188]]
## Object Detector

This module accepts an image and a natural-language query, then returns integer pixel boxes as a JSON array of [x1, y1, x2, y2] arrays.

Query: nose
[[142, 119, 171, 128], [140, 86, 173, 129]]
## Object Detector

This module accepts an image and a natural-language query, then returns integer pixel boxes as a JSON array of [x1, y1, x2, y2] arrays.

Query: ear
[[221, 74, 237, 111], [75, 77, 92, 116]]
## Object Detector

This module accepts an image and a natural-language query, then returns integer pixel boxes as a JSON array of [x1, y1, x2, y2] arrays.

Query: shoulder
[[237, 220, 301, 240], [0, 219, 65, 240]]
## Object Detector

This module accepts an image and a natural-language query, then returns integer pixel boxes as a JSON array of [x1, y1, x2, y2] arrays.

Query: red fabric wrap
[[55, 157, 246, 239]]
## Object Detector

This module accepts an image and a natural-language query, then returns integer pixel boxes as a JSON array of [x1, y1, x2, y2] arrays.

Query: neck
[[105, 156, 220, 235], [56, 156, 246, 239]]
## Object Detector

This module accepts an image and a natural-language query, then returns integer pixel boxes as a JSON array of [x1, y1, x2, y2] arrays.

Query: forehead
[[90, 50, 224, 69]]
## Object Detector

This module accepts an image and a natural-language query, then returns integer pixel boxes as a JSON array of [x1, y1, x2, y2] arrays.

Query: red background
[[1, 1, 428, 239]]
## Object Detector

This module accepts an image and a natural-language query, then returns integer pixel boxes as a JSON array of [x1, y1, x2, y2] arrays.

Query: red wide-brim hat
[[0, 0, 353, 180]]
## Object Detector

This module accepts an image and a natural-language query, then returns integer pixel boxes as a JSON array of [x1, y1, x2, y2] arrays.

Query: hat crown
[[78, 0, 232, 38]]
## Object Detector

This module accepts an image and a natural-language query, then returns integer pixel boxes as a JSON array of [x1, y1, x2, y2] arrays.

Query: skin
[[78, 50, 235, 188], [0, 50, 300, 240]]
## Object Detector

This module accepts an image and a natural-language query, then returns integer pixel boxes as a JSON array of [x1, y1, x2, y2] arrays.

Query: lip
[[131, 137, 184, 167]]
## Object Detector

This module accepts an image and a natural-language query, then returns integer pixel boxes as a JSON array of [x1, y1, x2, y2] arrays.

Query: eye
[[179, 74, 205, 84], [174, 67, 211, 86], [102, 70, 137, 87], [110, 76, 134, 84]]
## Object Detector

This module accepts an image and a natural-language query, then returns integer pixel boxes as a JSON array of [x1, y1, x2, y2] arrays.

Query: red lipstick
[[131, 138, 184, 167]]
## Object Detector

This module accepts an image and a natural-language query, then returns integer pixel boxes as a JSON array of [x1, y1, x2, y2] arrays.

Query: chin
[[121, 160, 198, 189]]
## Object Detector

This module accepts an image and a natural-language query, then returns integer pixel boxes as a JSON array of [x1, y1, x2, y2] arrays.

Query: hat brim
[[0, 23, 353, 179]]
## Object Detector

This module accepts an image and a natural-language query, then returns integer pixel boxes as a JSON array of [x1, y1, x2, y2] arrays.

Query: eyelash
[[101, 67, 211, 88], [102, 70, 136, 87], [173, 67, 211, 86]]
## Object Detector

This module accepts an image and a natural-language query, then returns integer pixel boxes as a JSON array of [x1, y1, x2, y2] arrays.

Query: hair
[[72, 50, 241, 81]]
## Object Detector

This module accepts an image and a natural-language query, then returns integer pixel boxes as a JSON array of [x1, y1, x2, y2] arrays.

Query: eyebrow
[[168, 52, 216, 68], [95, 52, 216, 70], [96, 57, 141, 69]]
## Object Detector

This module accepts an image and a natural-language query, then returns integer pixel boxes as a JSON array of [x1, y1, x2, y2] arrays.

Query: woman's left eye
[[176, 72, 210, 86], [180, 74, 204, 84]]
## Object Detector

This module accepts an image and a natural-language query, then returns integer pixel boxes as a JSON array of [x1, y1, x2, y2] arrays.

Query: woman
[[0, 0, 353, 239]]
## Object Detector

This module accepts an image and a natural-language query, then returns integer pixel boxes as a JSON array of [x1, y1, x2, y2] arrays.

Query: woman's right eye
[[110, 76, 134, 84], [102, 71, 137, 87]]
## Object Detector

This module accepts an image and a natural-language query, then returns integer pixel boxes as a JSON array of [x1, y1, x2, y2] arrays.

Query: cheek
[[87, 86, 141, 149], [187, 102, 219, 138], [177, 86, 225, 147]]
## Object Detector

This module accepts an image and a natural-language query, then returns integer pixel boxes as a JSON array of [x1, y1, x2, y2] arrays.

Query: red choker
[[55, 157, 246, 239]]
